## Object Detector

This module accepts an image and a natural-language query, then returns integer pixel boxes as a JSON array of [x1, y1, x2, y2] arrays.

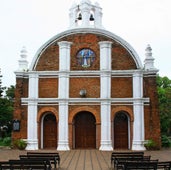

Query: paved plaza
[[0, 148, 171, 169]]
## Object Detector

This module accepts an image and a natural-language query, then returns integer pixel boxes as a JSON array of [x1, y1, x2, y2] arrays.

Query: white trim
[[40, 114, 45, 149], [21, 97, 150, 104]]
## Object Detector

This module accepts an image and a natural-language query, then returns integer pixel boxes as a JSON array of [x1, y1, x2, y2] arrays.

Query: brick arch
[[69, 106, 100, 124], [37, 107, 58, 149], [69, 106, 101, 149], [111, 106, 134, 122], [37, 107, 58, 123], [111, 106, 134, 149]]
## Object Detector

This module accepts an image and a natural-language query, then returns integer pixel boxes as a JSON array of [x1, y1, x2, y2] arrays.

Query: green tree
[[0, 85, 15, 138], [157, 75, 171, 135], [0, 69, 3, 97], [5, 85, 15, 100], [0, 98, 13, 125]]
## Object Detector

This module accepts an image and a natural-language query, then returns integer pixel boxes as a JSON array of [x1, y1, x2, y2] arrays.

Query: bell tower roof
[[69, 0, 103, 29]]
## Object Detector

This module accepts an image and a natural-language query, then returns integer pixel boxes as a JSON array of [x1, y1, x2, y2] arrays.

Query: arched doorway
[[74, 111, 96, 149], [43, 113, 57, 149], [114, 112, 128, 149]]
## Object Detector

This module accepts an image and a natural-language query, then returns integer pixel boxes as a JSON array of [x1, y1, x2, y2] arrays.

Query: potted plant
[[144, 139, 157, 150], [13, 139, 27, 150]]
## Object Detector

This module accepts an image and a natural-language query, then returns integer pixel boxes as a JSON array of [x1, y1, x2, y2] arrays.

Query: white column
[[99, 41, 112, 70], [99, 41, 113, 150], [26, 73, 38, 150], [58, 41, 72, 71], [26, 102, 38, 150], [132, 72, 146, 150], [57, 102, 70, 150], [58, 74, 69, 99], [99, 101, 113, 150], [133, 72, 143, 98], [57, 41, 72, 150], [57, 74, 70, 150]]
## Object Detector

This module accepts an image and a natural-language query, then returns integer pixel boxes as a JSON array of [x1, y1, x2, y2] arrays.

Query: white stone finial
[[20, 46, 27, 59], [144, 44, 156, 70], [18, 46, 29, 71], [145, 44, 152, 58]]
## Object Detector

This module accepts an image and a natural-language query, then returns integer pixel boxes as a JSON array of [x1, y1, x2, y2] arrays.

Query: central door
[[114, 112, 128, 149], [75, 111, 96, 149], [43, 113, 57, 149]]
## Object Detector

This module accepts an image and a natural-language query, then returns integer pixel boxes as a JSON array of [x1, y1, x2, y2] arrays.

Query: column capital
[[57, 41, 73, 47], [98, 41, 113, 47]]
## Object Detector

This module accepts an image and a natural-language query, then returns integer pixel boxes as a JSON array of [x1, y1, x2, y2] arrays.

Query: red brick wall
[[39, 78, 58, 98], [36, 45, 59, 71], [70, 77, 100, 98], [112, 47, 136, 70], [12, 78, 28, 140], [111, 77, 133, 98], [143, 75, 161, 148]]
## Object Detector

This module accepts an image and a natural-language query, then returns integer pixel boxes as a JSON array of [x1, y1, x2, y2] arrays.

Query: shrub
[[144, 139, 157, 150], [161, 135, 171, 148], [2, 137, 11, 146], [13, 139, 27, 150], [0, 137, 11, 146]]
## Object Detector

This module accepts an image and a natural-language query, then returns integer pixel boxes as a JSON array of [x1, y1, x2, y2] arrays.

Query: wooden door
[[75, 111, 96, 149], [43, 114, 57, 148], [114, 112, 128, 149]]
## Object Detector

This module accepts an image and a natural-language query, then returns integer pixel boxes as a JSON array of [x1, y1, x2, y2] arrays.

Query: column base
[[132, 140, 146, 150], [26, 139, 38, 150], [99, 140, 113, 151], [57, 141, 70, 151]]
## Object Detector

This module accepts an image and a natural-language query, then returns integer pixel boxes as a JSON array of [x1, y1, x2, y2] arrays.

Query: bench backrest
[[111, 152, 144, 161], [157, 161, 171, 169], [27, 152, 59, 156], [21, 153, 60, 168], [111, 151, 144, 156], [123, 161, 158, 170], [9, 159, 51, 170]]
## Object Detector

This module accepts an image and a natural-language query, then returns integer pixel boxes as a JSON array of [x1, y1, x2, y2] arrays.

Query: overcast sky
[[0, 0, 171, 87]]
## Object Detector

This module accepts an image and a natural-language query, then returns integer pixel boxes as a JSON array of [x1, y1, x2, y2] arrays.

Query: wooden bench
[[26, 152, 60, 168], [115, 156, 151, 170], [111, 151, 144, 165], [0, 161, 11, 170], [0, 159, 51, 170], [122, 160, 158, 170], [157, 161, 171, 170]]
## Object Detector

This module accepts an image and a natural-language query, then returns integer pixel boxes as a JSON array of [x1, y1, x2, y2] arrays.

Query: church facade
[[13, 0, 161, 150]]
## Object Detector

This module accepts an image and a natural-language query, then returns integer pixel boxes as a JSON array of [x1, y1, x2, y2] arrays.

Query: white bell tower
[[69, 0, 103, 29]]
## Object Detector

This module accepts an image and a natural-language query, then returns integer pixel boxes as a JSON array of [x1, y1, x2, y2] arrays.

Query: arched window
[[76, 48, 95, 67]]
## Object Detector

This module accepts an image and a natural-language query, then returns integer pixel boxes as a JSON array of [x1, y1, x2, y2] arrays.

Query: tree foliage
[[5, 85, 15, 100], [0, 84, 15, 137], [157, 75, 171, 135], [0, 98, 13, 125], [0, 71, 3, 97]]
